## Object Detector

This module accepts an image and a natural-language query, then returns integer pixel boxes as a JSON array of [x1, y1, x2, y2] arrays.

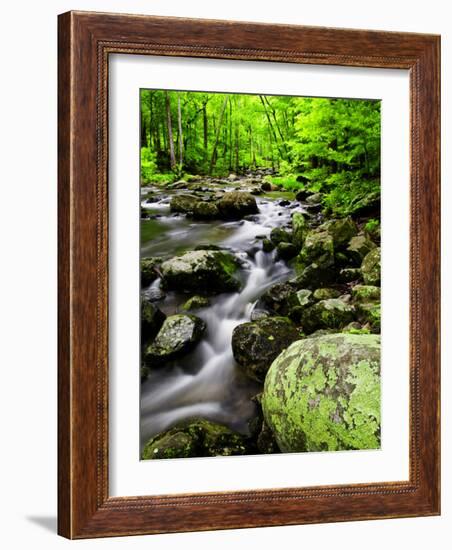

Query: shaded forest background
[[140, 90, 380, 215]]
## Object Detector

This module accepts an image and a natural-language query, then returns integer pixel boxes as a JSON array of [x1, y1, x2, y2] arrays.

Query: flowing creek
[[140, 183, 307, 449]]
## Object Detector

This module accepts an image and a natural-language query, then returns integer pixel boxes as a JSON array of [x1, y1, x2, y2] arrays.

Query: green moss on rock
[[262, 333, 381, 452]]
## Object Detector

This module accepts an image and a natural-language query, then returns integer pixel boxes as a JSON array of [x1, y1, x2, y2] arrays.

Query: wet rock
[[217, 191, 258, 219], [295, 188, 310, 202], [250, 308, 271, 321], [356, 302, 381, 332], [269, 227, 292, 246], [300, 298, 355, 334], [169, 194, 199, 214], [232, 317, 300, 382], [160, 250, 240, 294], [276, 242, 298, 260], [141, 300, 166, 341], [305, 192, 323, 205], [143, 314, 206, 366], [291, 262, 336, 290], [262, 238, 275, 253], [295, 230, 334, 272], [349, 190, 380, 218], [351, 284, 381, 303], [320, 217, 358, 248], [141, 418, 249, 459], [339, 267, 362, 283], [262, 333, 381, 452], [313, 288, 341, 301], [257, 420, 280, 454], [291, 212, 308, 249], [346, 234, 376, 265], [141, 257, 161, 286], [228, 173, 239, 181], [361, 247, 381, 286], [278, 199, 291, 207], [142, 285, 166, 302], [181, 295, 211, 311], [193, 201, 220, 219], [260, 282, 295, 316], [286, 289, 314, 323]]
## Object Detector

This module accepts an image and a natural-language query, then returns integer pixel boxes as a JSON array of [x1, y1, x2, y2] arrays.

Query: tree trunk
[[177, 94, 184, 168], [165, 91, 176, 171], [203, 102, 208, 165], [259, 95, 285, 160], [209, 97, 228, 175]]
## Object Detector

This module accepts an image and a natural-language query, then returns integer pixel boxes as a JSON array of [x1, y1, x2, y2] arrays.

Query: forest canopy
[[140, 90, 380, 215]]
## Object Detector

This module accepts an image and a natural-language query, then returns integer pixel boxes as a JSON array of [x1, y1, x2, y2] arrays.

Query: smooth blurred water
[[140, 187, 305, 446]]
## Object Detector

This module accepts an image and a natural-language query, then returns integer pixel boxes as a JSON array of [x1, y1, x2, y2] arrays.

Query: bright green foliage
[[140, 90, 380, 214]]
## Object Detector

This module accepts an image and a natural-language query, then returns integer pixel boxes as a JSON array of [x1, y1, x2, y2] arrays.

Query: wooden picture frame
[[58, 10, 440, 539]]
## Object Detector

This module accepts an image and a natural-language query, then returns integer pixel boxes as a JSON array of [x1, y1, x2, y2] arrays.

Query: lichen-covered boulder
[[361, 247, 381, 285], [262, 334, 381, 452], [346, 234, 376, 265], [291, 212, 308, 249], [141, 300, 166, 341], [296, 230, 334, 272], [193, 201, 220, 220], [351, 284, 381, 303], [143, 314, 206, 366], [181, 295, 211, 311], [169, 193, 199, 214], [160, 250, 240, 293], [301, 298, 355, 334], [141, 257, 160, 286], [313, 288, 341, 301], [232, 317, 300, 382], [217, 191, 258, 219], [141, 418, 249, 459], [320, 217, 358, 248]]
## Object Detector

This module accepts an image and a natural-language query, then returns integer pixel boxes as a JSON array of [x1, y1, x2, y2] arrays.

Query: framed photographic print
[[58, 11, 440, 538]]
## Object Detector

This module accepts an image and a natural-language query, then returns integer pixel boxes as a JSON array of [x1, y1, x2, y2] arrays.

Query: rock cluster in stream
[[140, 185, 382, 459]]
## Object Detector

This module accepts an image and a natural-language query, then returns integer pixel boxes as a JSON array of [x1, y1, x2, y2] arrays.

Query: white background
[[0, 0, 449, 548], [110, 56, 409, 496]]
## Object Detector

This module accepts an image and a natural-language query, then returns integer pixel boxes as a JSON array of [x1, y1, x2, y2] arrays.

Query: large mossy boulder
[[301, 298, 355, 334], [232, 317, 300, 382], [291, 262, 336, 290], [141, 300, 166, 341], [143, 314, 206, 366], [141, 418, 249, 459], [320, 217, 358, 248], [262, 333, 381, 452], [296, 230, 334, 272], [193, 201, 220, 220], [361, 247, 381, 286], [217, 191, 258, 219], [160, 250, 240, 293], [169, 194, 199, 214]]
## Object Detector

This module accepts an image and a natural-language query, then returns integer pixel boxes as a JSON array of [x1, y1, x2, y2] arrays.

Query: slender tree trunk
[[203, 101, 208, 166], [229, 98, 233, 171], [165, 91, 176, 171], [209, 97, 228, 175], [235, 125, 240, 173], [177, 94, 184, 168], [259, 95, 285, 160]]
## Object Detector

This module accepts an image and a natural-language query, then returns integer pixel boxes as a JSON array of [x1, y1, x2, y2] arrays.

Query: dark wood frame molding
[[58, 10, 440, 539]]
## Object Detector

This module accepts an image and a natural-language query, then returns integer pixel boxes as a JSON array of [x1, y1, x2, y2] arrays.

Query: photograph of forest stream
[[139, 90, 382, 460]]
